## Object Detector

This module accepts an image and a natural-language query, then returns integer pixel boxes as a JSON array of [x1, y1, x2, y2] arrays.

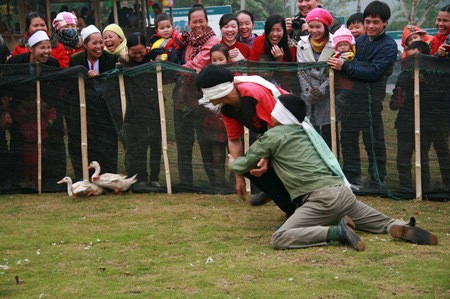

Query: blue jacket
[[342, 32, 398, 82], [341, 32, 398, 109]]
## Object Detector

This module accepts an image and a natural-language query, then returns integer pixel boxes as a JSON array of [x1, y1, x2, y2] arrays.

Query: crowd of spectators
[[0, 1, 449, 199]]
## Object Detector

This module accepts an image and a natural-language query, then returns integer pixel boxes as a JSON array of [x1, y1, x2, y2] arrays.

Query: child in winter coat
[[400, 24, 433, 59], [149, 13, 185, 64], [331, 26, 356, 115]]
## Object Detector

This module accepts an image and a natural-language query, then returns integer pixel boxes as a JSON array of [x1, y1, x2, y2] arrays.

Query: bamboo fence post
[[78, 73, 89, 180], [244, 127, 251, 193], [156, 63, 172, 194], [36, 63, 42, 193], [243, 68, 250, 193], [414, 56, 422, 201], [328, 68, 338, 157], [118, 73, 127, 121]]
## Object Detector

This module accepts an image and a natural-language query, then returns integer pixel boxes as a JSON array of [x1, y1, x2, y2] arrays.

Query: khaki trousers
[[272, 186, 405, 249]]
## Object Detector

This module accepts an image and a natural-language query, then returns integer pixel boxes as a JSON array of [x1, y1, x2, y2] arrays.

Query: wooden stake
[[78, 73, 89, 181], [414, 56, 422, 201], [118, 74, 127, 121], [328, 68, 338, 157], [36, 63, 42, 194], [242, 69, 250, 193], [156, 63, 172, 194]]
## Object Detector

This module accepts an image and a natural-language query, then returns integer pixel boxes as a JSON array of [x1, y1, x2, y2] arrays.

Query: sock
[[327, 226, 340, 242]]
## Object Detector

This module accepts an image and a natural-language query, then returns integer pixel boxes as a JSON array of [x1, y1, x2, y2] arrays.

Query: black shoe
[[348, 175, 363, 186], [337, 216, 365, 251], [389, 218, 438, 245], [250, 192, 272, 206]]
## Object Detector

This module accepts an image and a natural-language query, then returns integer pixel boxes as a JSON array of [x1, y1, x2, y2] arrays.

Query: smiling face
[[308, 20, 325, 41], [348, 22, 365, 38], [28, 17, 47, 35], [237, 13, 254, 40], [30, 40, 52, 63], [297, 0, 320, 17], [221, 19, 239, 45], [364, 16, 387, 38], [85, 33, 104, 60], [268, 23, 284, 46], [156, 20, 173, 39], [103, 30, 123, 52], [189, 10, 208, 36], [435, 11, 450, 35], [128, 44, 147, 63]]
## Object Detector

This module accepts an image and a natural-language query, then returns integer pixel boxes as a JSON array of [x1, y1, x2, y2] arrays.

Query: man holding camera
[[286, 0, 341, 42]]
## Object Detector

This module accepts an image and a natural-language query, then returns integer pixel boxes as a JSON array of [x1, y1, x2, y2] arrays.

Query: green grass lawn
[[0, 193, 449, 298]]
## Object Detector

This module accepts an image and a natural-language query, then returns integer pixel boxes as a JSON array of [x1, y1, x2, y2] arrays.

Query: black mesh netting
[[0, 56, 449, 200]]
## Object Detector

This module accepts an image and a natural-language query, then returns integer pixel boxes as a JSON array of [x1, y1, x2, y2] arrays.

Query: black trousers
[[245, 167, 296, 217], [123, 122, 161, 183], [340, 110, 386, 183]]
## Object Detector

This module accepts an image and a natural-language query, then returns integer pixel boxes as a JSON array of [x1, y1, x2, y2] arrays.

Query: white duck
[[89, 161, 137, 193], [57, 176, 104, 197]]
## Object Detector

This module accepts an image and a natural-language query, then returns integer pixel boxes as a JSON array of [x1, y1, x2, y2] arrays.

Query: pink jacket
[[183, 35, 220, 71]]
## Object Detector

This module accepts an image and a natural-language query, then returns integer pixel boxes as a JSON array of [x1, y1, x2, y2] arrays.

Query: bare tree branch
[[416, 0, 440, 26], [397, 0, 411, 23]]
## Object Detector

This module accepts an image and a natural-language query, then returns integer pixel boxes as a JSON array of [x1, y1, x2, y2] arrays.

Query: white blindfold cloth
[[27, 30, 49, 47], [271, 100, 302, 126], [199, 75, 282, 113]]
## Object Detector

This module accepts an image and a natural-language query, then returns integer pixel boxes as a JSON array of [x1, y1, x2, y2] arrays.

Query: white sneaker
[[150, 181, 161, 187]]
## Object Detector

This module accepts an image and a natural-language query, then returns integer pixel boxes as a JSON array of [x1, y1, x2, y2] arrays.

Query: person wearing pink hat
[[51, 11, 84, 68], [328, 1, 398, 189], [297, 8, 335, 148], [332, 25, 356, 62]]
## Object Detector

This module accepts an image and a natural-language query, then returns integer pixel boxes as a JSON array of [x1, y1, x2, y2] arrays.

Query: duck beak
[[57, 180, 64, 184]]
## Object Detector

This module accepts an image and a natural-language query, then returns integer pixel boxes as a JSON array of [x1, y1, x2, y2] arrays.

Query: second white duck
[[89, 161, 137, 193]]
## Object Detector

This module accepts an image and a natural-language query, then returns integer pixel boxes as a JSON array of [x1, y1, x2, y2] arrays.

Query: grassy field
[[0, 192, 449, 298]]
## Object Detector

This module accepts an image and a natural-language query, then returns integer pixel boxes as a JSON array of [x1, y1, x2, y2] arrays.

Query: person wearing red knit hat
[[297, 7, 335, 148], [305, 7, 333, 26]]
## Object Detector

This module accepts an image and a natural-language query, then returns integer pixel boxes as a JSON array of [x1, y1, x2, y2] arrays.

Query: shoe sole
[[340, 216, 365, 251], [390, 225, 438, 245]]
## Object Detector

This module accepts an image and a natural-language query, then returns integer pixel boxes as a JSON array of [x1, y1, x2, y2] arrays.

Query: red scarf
[[185, 26, 216, 60]]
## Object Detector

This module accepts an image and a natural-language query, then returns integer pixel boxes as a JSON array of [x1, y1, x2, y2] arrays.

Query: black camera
[[292, 16, 305, 30]]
